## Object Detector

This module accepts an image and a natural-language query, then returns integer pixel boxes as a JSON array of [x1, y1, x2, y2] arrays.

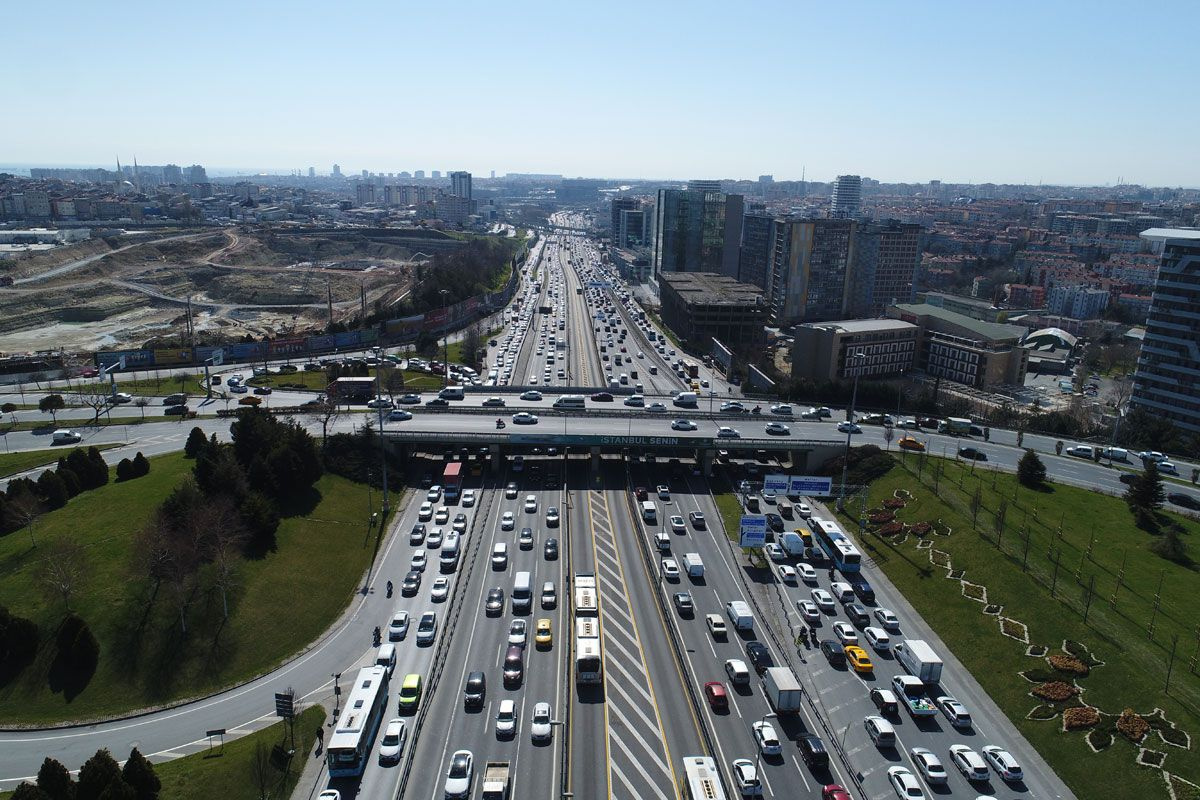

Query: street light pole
[[839, 351, 865, 511]]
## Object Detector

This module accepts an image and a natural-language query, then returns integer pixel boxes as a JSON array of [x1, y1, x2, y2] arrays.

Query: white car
[[110, 392, 133, 404], [863, 626, 891, 651], [765, 422, 791, 436], [833, 621, 859, 645], [444, 750, 473, 799], [647, 402, 667, 412], [887, 765, 925, 799], [874, 608, 901, 632], [706, 614, 728, 638], [426, 486, 442, 502], [909, 747, 947, 784], [452, 513, 468, 533], [512, 412, 539, 425], [531, 701, 553, 742], [837, 421, 862, 434], [731, 758, 763, 796], [811, 589, 835, 611], [501, 511, 515, 530], [388, 409, 413, 421], [426, 528, 444, 548], [378, 718, 408, 763], [751, 721, 782, 756], [671, 419, 697, 431], [661, 558, 680, 581], [670, 515, 686, 534], [982, 744, 1023, 781], [505, 482, 518, 498], [410, 550, 427, 572], [797, 563, 818, 582], [431, 576, 450, 602], [524, 495, 538, 513], [418, 502, 433, 521], [387, 611, 410, 641], [461, 489, 476, 507], [936, 696, 973, 728], [435, 506, 450, 525], [797, 600, 820, 623], [777, 564, 797, 583], [495, 699, 517, 737], [717, 427, 741, 439], [764, 543, 786, 562], [492, 543, 509, 569], [796, 502, 813, 518], [949, 744, 990, 782], [520, 390, 542, 401], [508, 618, 527, 647]]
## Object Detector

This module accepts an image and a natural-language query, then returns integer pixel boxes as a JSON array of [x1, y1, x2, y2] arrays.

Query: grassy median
[[0, 452, 375, 725], [0, 444, 120, 478], [846, 453, 1200, 799]]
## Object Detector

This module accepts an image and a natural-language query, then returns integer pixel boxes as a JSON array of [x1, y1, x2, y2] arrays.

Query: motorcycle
[[496, 418, 506, 429], [386, 580, 393, 598], [372, 626, 381, 647], [751, 406, 762, 414]]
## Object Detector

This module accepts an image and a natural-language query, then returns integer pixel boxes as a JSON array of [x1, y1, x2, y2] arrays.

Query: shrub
[[115, 459, 134, 482], [37, 470, 69, 510], [1117, 708, 1150, 742], [1063, 706, 1100, 730], [1032, 681, 1079, 702], [132, 452, 150, 478], [55, 615, 100, 673], [1017, 448, 1047, 488]]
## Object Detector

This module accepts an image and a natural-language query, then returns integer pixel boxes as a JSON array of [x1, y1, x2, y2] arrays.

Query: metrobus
[[681, 756, 727, 800], [575, 618, 602, 684], [574, 573, 598, 616], [808, 517, 862, 573], [326, 665, 390, 777]]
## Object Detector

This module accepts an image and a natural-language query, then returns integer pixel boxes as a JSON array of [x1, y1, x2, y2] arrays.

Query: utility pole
[[1165, 633, 1180, 693], [1083, 574, 1096, 624], [1149, 569, 1165, 639]]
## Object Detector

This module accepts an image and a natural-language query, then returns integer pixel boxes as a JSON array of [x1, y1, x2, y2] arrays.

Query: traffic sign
[[211, 349, 224, 367], [739, 515, 767, 548], [274, 691, 295, 718], [763, 473, 790, 493], [788, 475, 833, 497]]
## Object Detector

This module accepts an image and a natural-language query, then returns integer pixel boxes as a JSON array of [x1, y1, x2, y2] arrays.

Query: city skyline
[[5, 0, 1199, 186]]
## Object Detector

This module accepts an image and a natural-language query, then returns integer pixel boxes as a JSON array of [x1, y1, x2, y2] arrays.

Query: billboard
[[268, 337, 306, 356], [739, 515, 767, 548], [307, 334, 336, 352], [711, 337, 734, 373], [153, 348, 193, 366]]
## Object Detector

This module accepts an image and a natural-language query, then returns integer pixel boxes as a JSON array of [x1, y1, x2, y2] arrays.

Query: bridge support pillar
[[789, 449, 809, 472], [700, 448, 714, 477], [590, 447, 601, 471], [490, 444, 502, 475]]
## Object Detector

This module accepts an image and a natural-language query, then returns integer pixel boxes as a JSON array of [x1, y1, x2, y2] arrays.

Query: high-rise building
[[332, 164, 342, 178], [686, 179, 723, 193], [355, 183, 376, 206], [308, 167, 316, 178], [1130, 228, 1200, 433], [450, 171, 473, 200], [766, 218, 856, 324], [737, 212, 775, 291], [653, 188, 744, 280], [414, 170, 426, 179], [849, 221, 923, 317], [610, 197, 640, 233], [162, 164, 183, 184], [1046, 285, 1110, 319], [616, 207, 651, 249], [831, 174, 862, 219], [432, 170, 442, 179]]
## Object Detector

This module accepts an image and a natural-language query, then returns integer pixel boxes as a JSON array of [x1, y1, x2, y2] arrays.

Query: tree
[[1126, 461, 1166, 511], [7, 489, 42, 547], [133, 398, 149, 421], [35, 757, 75, 800], [131, 452, 150, 478], [0, 604, 40, 673], [1151, 525, 1191, 566], [239, 491, 280, 556], [184, 427, 208, 458], [87, 448, 109, 487], [77, 384, 111, 425], [308, 398, 342, 444], [249, 740, 277, 800], [37, 470, 69, 509], [970, 485, 982, 529], [193, 443, 248, 499], [115, 459, 134, 482], [11, 784, 51, 800], [76, 749, 120, 800], [201, 504, 247, 619], [120, 748, 160, 800], [2, 401, 18, 416], [1017, 449, 1047, 488], [95, 781, 136, 800], [39, 394, 65, 424], [461, 324, 482, 370], [37, 537, 87, 613]]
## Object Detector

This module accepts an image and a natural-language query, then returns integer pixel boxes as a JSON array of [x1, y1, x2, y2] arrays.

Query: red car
[[703, 681, 728, 711], [822, 785, 852, 800], [635, 486, 648, 501]]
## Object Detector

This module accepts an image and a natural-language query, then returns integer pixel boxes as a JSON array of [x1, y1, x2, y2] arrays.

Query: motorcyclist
[[496, 417, 504, 428], [373, 626, 381, 645], [386, 580, 393, 597]]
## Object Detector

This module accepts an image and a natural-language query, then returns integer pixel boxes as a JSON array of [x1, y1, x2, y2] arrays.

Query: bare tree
[[131, 513, 176, 603], [134, 397, 150, 421], [77, 381, 112, 425], [308, 398, 342, 443], [36, 536, 87, 612], [383, 366, 406, 398], [198, 499, 247, 619], [7, 492, 42, 547], [1108, 375, 1133, 411], [249, 740, 276, 800]]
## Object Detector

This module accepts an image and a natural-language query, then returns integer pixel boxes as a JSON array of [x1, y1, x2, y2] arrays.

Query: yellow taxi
[[535, 618, 553, 648], [844, 645, 874, 673], [897, 436, 926, 452]]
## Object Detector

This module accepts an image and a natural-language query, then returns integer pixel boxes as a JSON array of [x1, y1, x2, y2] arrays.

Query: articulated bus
[[326, 665, 390, 777], [681, 756, 727, 800], [808, 517, 862, 573], [574, 573, 602, 684]]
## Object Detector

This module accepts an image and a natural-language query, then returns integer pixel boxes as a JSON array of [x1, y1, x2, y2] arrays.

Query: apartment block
[[889, 303, 1029, 389], [791, 319, 919, 381]]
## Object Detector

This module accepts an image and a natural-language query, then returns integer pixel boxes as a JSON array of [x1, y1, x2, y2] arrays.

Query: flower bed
[[1118, 708, 1151, 743], [1028, 703, 1060, 721], [911, 521, 933, 535], [1032, 681, 1079, 702], [877, 521, 905, 536], [869, 511, 896, 524], [1064, 706, 1101, 730], [1049, 653, 1091, 676], [882, 497, 907, 509], [1088, 727, 1114, 751]]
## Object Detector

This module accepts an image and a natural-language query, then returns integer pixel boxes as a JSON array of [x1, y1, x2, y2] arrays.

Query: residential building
[[831, 174, 862, 219], [658, 272, 766, 355], [652, 188, 744, 280], [355, 183, 376, 206], [791, 319, 919, 381], [1130, 228, 1200, 433], [737, 212, 774, 291], [1006, 284, 1047, 307], [849, 221, 923, 317], [332, 164, 342, 178], [687, 179, 723, 193], [1047, 285, 1110, 319], [450, 171, 472, 200], [610, 247, 652, 282], [766, 218, 855, 325], [435, 194, 473, 225], [888, 302, 1029, 388]]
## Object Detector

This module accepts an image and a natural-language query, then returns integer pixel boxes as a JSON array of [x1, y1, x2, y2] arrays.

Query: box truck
[[762, 666, 803, 713], [893, 639, 944, 684]]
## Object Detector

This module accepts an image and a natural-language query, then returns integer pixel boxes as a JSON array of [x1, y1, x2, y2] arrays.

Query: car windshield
[[450, 756, 468, 777]]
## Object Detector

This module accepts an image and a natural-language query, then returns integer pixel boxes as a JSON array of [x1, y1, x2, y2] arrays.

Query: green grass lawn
[[848, 453, 1200, 799], [155, 705, 326, 800], [0, 452, 376, 725], [248, 368, 442, 393], [0, 444, 120, 478], [109, 374, 206, 396], [0, 414, 217, 434]]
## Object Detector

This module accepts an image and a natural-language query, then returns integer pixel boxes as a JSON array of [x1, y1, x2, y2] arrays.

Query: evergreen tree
[[115, 459, 134, 482], [76, 750, 121, 800], [120, 749, 160, 800], [35, 757, 75, 800], [56, 467, 81, 497], [12, 783, 51, 800], [131, 453, 150, 478], [183, 427, 208, 458], [86, 448, 109, 487], [95, 781, 136, 800], [1127, 461, 1166, 510], [1016, 449, 1047, 488]]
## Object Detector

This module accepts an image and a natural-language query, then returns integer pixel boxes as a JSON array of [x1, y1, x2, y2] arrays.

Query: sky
[[5, 0, 1198, 186]]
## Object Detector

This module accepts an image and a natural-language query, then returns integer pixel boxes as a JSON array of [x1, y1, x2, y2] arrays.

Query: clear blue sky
[[5, 0, 1198, 186]]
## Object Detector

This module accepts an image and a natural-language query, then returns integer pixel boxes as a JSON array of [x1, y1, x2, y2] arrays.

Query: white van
[[440, 533, 461, 572], [641, 501, 657, 523], [512, 571, 533, 614], [553, 394, 586, 409], [375, 643, 397, 676], [438, 386, 465, 400], [673, 391, 698, 408], [725, 600, 754, 631], [830, 581, 855, 603], [655, 531, 671, 551]]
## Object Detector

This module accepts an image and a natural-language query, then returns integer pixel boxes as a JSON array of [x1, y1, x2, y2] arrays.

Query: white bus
[[574, 572, 598, 617], [681, 756, 727, 800], [576, 618, 602, 684], [326, 665, 390, 778]]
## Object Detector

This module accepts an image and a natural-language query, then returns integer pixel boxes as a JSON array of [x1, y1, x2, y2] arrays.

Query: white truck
[[725, 600, 754, 632], [762, 666, 803, 713], [481, 760, 511, 800], [891, 675, 938, 718], [893, 639, 944, 684], [682, 553, 705, 578]]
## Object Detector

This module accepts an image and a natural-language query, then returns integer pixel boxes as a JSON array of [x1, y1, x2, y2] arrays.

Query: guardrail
[[558, 455, 574, 800]]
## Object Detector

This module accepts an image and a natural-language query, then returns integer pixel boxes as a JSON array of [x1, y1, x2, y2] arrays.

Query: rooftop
[[1140, 227, 1200, 242], [891, 302, 1027, 343], [659, 271, 764, 306], [802, 318, 917, 334]]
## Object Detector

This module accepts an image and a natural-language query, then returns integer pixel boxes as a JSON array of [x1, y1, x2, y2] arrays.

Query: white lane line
[[607, 726, 674, 800], [790, 754, 811, 791], [608, 759, 645, 800], [605, 677, 659, 730]]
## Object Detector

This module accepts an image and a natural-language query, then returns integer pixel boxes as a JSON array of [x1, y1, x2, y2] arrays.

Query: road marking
[[790, 755, 811, 791]]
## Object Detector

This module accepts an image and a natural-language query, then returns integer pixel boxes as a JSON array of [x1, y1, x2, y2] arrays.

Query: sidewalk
[[289, 697, 335, 800]]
